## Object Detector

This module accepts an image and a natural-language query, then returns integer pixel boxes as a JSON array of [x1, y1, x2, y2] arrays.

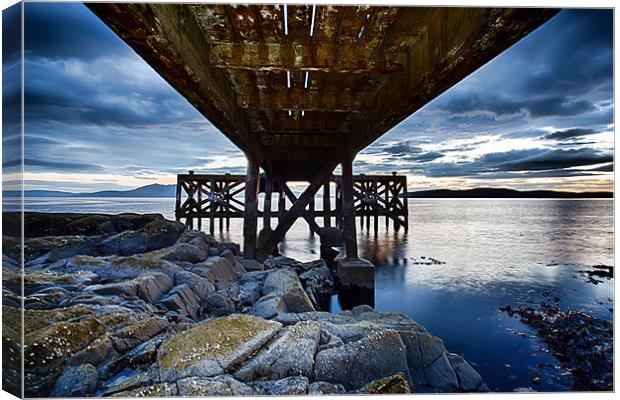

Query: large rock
[[253, 376, 309, 395], [447, 353, 483, 392], [249, 294, 287, 319], [234, 320, 321, 381], [110, 383, 178, 397], [308, 381, 347, 395], [360, 372, 412, 394], [92, 220, 185, 257], [204, 291, 235, 317], [262, 269, 315, 313], [51, 364, 99, 397], [111, 317, 169, 353], [176, 375, 254, 396], [336, 258, 375, 290], [313, 329, 411, 390], [135, 273, 174, 303], [157, 314, 281, 381], [50, 255, 182, 281], [159, 284, 201, 320], [101, 368, 154, 396], [174, 270, 214, 299], [191, 256, 245, 287]]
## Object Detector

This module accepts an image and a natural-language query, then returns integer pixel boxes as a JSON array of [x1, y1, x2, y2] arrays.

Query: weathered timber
[[175, 172, 408, 237], [88, 4, 557, 180], [342, 158, 358, 259], [243, 158, 260, 259]]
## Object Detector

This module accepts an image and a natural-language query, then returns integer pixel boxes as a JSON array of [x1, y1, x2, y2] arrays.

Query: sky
[[3, 4, 614, 192]]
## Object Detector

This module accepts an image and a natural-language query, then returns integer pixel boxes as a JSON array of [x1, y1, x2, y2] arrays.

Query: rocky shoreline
[[500, 303, 613, 391], [3, 212, 485, 397]]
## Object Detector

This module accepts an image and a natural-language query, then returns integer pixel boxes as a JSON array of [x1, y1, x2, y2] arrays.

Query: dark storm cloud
[[24, 3, 132, 60], [520, 9, 613, 97], [478, 148, 612, 172], [545, 128, 599, 140], [3, 157, 104, 172], [440, 95, 595, 118], [380, 142, 444, 163]]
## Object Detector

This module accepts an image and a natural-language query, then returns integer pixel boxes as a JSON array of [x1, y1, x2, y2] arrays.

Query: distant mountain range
[[407, 187, 613, 198], [3, 183, 176, 198], [2, 184, 613, 199]]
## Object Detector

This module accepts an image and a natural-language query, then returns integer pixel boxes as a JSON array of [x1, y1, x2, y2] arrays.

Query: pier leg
[[342, 157, 358, 258], [243, 157, 259, 259], [308, 198, 315, 235], [263, 175, 273, 229], [278, 189, 285, 223], [323, 182, 331, 228]]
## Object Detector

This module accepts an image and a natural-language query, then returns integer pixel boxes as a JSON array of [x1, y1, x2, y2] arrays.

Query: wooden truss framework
[[175, 170, 408, 259]]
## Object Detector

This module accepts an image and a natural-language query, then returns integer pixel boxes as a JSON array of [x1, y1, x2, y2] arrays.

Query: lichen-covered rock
[[313, 329, 411, 390], [234, 320, 321, 381], [101, 367, 155, 396], [110, 383, 178, 397], [51, 364, 99, 397], [176, 375, 254, 396], [50, 255, 181, 281], [360, 372, 412, 394], [252, 376, 310, 395], [157, 314, 281, 381], [262, 268, 315, 313], [111, 316, 169, 353], [92, 220, 185, 257]]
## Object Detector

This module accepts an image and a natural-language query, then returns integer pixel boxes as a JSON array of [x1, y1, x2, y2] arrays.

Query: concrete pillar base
[[337, 258, 375, 290]]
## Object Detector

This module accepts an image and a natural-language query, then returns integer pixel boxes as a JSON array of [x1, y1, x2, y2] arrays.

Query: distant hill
[[84, 184, 176, 198], [3, 184, 613, 199], [3, 183, 176, 198], [407, 187, 613, 199]]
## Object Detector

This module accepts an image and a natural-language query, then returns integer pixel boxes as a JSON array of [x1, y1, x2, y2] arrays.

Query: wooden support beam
[[276, 181, 322, 235], [256, 158, 338, 261], [243, 157, 260, 259], [341, 157, 358, 258], [208, 42, 405, 73], [263, 174, 273, 229], [323, 182, 331, 228]]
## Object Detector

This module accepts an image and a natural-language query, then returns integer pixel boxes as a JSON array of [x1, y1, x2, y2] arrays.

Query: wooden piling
[[243, 157, 259, 259], [263, 174, 273, 229], [323, 182, 331, 228], [341, 157, 358, 258]]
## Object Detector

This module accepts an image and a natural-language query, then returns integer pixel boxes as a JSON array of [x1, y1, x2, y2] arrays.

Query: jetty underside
[[88, 4, 557, 261]]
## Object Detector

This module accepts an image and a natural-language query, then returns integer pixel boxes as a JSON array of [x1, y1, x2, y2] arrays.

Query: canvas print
[[1, 1, 614, 398]]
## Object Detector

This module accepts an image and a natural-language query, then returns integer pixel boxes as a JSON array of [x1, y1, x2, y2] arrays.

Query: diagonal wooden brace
[[256, 159, 338, 261], [278, 181, 322, 235]]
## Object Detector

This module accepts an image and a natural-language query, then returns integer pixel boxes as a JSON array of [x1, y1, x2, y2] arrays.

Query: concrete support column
[[243, 157, 259, 259], [263, 174, 273, 229], [341, 156, 358, 259], [323, 182, 331, 228]]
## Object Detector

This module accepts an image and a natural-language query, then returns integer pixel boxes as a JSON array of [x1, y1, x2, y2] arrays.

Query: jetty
[[88, 4, 557, 268]]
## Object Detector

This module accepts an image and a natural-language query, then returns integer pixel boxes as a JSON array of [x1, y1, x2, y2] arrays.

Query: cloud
[[478, 148, 612, 172], [545, 128, 599, 140]]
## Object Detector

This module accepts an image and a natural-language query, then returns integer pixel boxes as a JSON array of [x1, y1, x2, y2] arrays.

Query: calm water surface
[[17, 197, 614, 392]]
